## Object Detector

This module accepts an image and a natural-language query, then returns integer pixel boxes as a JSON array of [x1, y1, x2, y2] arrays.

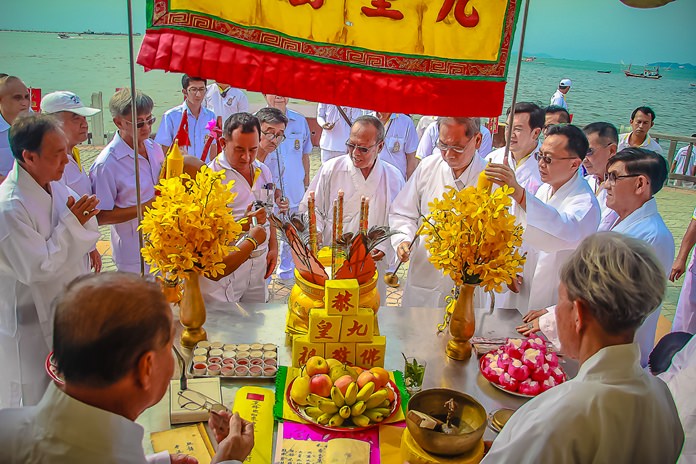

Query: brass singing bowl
[[384, 272, 399, 288], [406, 388, 487, 456]]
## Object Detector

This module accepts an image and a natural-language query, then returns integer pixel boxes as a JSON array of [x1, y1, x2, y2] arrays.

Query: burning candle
[[308, 191, 318, 255]]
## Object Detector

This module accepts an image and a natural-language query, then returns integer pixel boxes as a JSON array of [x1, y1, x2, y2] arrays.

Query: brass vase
[[445, 284, 476, 361], [179, 272, 207, 348]]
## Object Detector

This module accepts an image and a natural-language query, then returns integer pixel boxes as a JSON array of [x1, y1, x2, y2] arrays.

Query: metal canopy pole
[[127, 0, 145, 276], [503, 0, 532, 165]]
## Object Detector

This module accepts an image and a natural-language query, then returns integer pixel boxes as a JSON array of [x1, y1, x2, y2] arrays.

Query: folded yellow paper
[[151, 423, 214, 464]]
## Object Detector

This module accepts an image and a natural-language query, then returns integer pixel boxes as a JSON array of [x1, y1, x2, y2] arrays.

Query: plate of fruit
[[287, 356, 401, 431], [479, 335, 567, 398]]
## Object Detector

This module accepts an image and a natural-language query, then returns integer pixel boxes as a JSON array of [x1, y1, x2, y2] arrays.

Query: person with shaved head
[[0, 75, 31, 181], [0, 272, 255, 464]]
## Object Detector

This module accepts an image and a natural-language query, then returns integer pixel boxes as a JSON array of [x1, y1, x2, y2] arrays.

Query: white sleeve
[[145, 451, 171, 464], [154, 111, 174, 146], [478, 126, 493, 157], [521, 192, 599, 252], [0, 203, 100, 284], [389, 168, 422, 249], [416, 128, 435, 160], [89, 160, 118, 211], [238, 91, 249, 113], [538, 306, 560, 350], [316, 104, 328, 127], [404, 118, 419, 154]]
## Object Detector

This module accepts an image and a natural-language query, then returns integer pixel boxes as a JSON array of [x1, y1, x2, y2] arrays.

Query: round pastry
[[497, 352, 512, 368], [504, 338, 528, 359], [497, 372, 520, 392], [541, 376, 558, 392], [522, 348, 544, 370], [550, 366, 565, 383], [531, 363, 552, 383], [527, 335, 547, 353], [507, 359, 531, 382], [545, 352, 559, 367], [518, 378, 542, 396], [483, 363, 504, 382]]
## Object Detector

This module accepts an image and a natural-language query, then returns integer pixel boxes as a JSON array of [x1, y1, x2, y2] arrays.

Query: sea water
[[1, 31, 695, 137]]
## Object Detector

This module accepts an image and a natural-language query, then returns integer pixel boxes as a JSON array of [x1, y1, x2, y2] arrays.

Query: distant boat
[[624, 65, 662, 79], [597, 70, 612, 74], [523, 56, 536, 62], [58, 33, 70, 39], [690, 83, 696, 88]]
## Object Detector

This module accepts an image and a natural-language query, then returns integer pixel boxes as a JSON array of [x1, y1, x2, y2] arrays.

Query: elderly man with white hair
[[482, 233, 684, 463]]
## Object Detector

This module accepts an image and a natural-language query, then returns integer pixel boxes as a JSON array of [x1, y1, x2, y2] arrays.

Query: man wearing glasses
[[263, 94, 313, 281], [89, 89, 164, 273], [525, 148, 673, 367], [582, 122, 619, 230], [300, 115, 404, 301], [390, 117, 486, 307], [254, 107, 290, 214], [485, 124, 600, 314], [156, 75, 216, 159]]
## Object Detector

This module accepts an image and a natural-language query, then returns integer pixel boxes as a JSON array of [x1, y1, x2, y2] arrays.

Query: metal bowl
[[406, 388, 487, 456]]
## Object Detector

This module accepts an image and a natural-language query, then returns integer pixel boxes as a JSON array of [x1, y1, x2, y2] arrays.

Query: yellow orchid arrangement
[[140, 166, 244, 282], [420, 171, 526, 293]]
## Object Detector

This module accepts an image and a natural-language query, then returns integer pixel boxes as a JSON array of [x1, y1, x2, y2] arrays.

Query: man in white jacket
[[525, 148, 674, 367], [485, 124, 600, 312], [0, 114, 100, 407], [482, 233, 683, 463], [390, 117, 486, 307], [0, 273, 253, 464], [300, 115, 405, 301]]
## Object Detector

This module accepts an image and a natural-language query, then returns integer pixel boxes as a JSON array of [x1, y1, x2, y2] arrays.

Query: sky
[[1, 0, 694, 65]]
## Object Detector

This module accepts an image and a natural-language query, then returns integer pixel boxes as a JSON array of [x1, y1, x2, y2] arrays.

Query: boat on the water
[[597, 70, 612, 74], [624, 65, 662, 79], [58, 33, 70, 39]]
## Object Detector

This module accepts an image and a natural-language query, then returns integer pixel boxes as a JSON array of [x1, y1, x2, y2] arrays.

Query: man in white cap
[[549, 78, 572, 111], [42, 91, 102, 272]]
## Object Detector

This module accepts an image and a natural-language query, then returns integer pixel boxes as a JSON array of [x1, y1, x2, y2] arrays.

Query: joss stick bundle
[[331, 199, 338, 279], [359, 196, 370, 235], [307, 191, 318, 256]]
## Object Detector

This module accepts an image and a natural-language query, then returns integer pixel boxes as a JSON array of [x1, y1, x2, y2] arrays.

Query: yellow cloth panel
[[169, 0, 510, 61]]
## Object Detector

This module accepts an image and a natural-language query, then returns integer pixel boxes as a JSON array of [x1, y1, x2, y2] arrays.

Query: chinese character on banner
[[298, 346, 317, 365], [288, 0, 324, 8], [332, 346, 351, 363], [437, 0, 480, 28], [346, 320, 368, 337], [360, 348, 381, 365], [331, 290, 353, 313], [361, 0, 404, 20], [317, 320, 333, 339]]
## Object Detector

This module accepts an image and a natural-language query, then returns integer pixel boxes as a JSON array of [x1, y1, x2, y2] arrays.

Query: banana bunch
[[303, 381, 394, 427]]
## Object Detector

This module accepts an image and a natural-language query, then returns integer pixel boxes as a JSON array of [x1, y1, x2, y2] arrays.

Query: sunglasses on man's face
[[345, 141, 379, 154], [125, 116, 156, 129]]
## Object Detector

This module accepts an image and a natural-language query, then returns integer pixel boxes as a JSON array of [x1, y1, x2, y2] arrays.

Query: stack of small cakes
[[191, 341, 278, 378]]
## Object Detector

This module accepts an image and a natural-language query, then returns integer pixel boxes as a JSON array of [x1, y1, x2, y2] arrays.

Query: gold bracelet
[[245, 236, 258, 249]]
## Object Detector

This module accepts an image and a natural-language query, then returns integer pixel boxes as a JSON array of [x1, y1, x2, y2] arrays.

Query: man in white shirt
[[482, 233, 684, 463], [486, 102, 544, 196], [618, 106, 663, 155], [485, 124, 600, 312], [204, 82, 249, 127], [254, 107, 289, 214], [0, 272, 253, 464], [372, 111, 419, 179], [390, 117, 486, 307], [416, 119, 493, 161], [90, 89, 165, 274], [206, 113, 278, 303], [42, 90, 102, 272], [543, 105, 570, 137], [0, 114, 100, 408], [316, 104, 363, 162], [263, 95, 313, 281], [670, 137, 696, 186], [155, 75, 217, 160], [582, 122, 619, 229], [300, 115, 405, 301], [0, 76, 31, 181], [671, 207, 696, 334], [658, 334, 696, 463], [549, 78, 571, 111], [527, 148, 674, 367]]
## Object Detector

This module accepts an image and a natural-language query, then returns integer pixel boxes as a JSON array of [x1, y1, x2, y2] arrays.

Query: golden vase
[[446, 284, 476, 361], [286, 270, 380, 337], [179, 272, 207, 348]]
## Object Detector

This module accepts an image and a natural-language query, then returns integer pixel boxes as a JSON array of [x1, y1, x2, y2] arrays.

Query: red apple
[[334, 375, 354, 396], [305, 356, 329, 377], [309, 374, 332, 397], [357, 371, 376, 389]]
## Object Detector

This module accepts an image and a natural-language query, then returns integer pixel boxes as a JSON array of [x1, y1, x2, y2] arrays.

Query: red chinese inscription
[[361, 0, 404, 20], [437, 0, 479, 28], [298, 346, 317, 365], [289, 0, 324, 9], [316, 320, 333, 339], [360, 348, 381, 366], [331, 291, 353, 313], [346, 320, 368, 337], [331, 347, 351, 364]]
